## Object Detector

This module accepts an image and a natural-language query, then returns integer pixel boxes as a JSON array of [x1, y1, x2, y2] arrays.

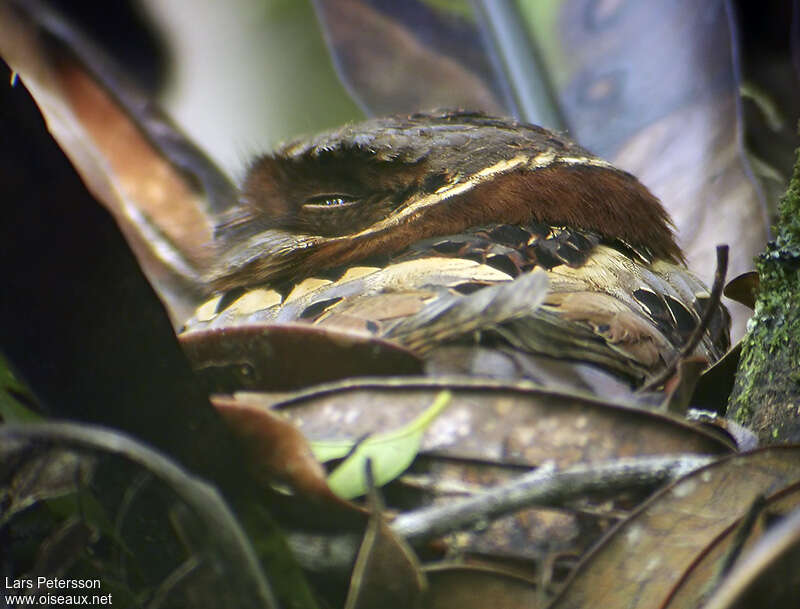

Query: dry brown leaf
[[701, 504, 800, 609], [690, 342, 743, 414], [660, 356, 708, 415], [549, 447, 800, 609], [345, 501, 426, 609], [55, 59, 214, 268], [211, 395, 329, 498], [0, 3, 214, 322], [260, 379, 734, 467], [210, 393, 366, 531], [723, 272, 760, 310], [663, 482, 800, 608], [233, 378, 732, 571], [181, 323, 423, 392], [423, 564, 542, 609]]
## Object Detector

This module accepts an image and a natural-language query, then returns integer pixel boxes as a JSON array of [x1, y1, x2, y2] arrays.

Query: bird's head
[[209, 110, 682, 291]]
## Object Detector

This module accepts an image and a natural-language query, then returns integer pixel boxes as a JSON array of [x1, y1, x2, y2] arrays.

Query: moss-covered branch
[[727, 144, 800, 443]]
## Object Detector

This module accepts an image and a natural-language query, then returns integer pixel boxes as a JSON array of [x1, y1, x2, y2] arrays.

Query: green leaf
[[311, 390, 452, 499]]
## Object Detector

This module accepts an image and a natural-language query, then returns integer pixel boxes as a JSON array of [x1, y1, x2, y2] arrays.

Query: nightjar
[[183, 110, 730, 396]]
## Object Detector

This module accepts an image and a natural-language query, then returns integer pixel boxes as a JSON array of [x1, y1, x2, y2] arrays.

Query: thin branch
[[639, 245, 729, 392], [392, 454, 714, 545], [286, 454, 714, 572]]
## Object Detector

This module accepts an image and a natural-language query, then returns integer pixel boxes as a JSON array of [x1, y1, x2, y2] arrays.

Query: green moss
[[728, 145, 800, 442]]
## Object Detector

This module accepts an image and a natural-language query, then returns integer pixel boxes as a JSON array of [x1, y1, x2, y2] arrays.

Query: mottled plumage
[[188, 111, 730, 392]]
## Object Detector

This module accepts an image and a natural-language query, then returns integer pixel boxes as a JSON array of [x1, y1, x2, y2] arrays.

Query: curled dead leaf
[[549, 447, 800, 609], [181, 323, 423, 392]]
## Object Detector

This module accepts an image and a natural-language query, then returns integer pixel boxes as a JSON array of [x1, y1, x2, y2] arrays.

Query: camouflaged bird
[[184, 110, 730, 394]]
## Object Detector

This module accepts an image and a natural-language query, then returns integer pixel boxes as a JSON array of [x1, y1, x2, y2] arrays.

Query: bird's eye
[[294, 193, 366, 236], [303, 194, 359, 209]]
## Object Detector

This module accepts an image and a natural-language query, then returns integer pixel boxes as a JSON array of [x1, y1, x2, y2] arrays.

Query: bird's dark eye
[[303, 194, 359, 209]]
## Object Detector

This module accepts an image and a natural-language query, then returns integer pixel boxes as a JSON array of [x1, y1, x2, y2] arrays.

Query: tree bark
[[728, 143, 800, 444]]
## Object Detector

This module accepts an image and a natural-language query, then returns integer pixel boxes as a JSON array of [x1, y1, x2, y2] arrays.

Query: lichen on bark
[[727, 144, 800, 444]]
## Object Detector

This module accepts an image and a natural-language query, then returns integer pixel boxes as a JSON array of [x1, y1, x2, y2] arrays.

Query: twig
[[286, 454, 714, 572], [639, 245, 729, 392], [391, 454, 714, 545]]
